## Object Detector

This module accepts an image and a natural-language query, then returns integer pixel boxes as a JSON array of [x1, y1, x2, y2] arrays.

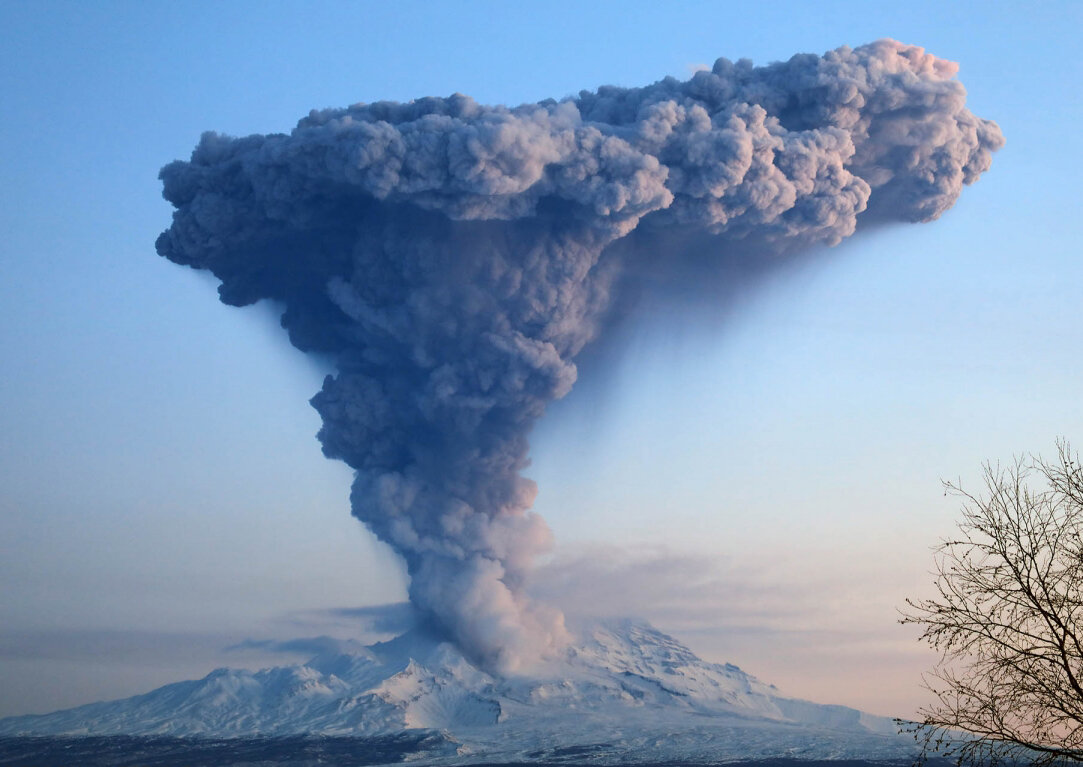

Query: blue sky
[[1, 0, 1081, 719]]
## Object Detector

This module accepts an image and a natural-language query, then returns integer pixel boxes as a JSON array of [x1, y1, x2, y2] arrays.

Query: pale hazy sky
[[1, 0, 1081, 720]]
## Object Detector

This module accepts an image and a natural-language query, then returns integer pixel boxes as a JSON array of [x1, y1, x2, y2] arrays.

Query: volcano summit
[[0, 621, 912, 764]]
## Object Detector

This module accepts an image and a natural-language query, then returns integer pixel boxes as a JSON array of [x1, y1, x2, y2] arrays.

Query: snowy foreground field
[[0, 738, 937, 767], [0, 621, 921, 766]]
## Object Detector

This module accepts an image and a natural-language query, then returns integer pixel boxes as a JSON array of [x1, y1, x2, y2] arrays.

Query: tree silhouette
[[902, 441, 1083, 766]]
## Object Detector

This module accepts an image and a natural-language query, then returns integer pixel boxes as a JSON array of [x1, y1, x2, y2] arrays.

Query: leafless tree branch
[[900, 440, 1083, 767]]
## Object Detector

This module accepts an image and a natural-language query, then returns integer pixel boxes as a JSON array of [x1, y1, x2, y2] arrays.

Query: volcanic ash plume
[[156, 40, 1002, 671]]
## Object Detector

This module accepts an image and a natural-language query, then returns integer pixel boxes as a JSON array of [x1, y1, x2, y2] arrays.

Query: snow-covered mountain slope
[[0, 620, 913, 762]]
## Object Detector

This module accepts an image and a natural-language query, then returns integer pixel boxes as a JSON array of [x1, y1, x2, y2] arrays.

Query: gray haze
[[157, 40, 1002, 671]]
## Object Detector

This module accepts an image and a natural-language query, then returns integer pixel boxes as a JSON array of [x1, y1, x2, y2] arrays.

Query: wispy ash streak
[[157, 40, 1002, 671]]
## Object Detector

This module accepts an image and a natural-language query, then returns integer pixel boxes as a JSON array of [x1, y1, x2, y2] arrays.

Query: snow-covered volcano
[[0, 620, 912, 763]]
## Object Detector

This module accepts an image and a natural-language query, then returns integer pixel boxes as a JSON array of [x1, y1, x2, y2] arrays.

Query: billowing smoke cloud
[[156, 40, 1002, 672]]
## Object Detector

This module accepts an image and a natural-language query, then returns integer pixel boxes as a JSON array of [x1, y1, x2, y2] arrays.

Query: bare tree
[[901, 441, 1083, 766]]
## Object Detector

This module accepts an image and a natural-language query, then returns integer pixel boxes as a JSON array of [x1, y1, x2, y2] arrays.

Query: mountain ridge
[[0, 619, 913, 763]]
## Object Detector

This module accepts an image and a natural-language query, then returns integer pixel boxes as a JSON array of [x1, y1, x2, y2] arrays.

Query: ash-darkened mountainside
[[156, 40, 1002, 673], [0, 621, 913, 764]]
